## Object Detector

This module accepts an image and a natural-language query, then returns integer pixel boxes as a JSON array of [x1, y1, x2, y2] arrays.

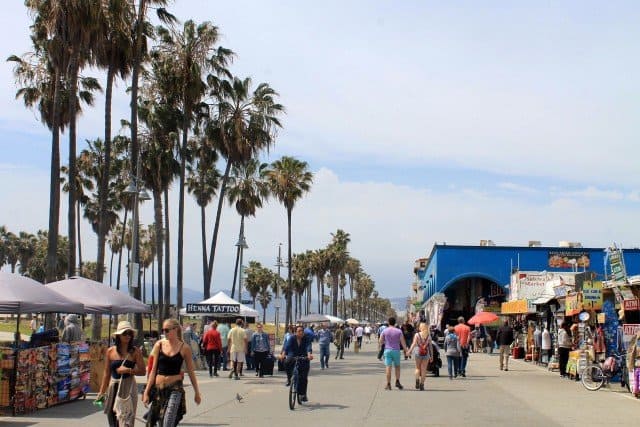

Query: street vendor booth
[[0, 272, 85, 416], [179, 291, 259, 323]]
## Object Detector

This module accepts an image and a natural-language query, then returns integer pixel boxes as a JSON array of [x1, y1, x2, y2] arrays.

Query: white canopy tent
[[179, 291, 260, 319]]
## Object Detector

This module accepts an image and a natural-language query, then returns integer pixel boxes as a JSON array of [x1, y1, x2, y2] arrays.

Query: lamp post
[[123, 157, 150, 339], [275, 243, 283, 344], [235, 232, 248, 303]]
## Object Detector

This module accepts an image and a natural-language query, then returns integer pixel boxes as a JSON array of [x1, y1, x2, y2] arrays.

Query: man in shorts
[[379, 317, 409, 390], [227, 318, 247, 380]]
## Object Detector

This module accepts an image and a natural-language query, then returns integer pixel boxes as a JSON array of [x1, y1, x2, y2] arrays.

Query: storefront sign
[[548, 251, 590, 269], [609, 250, 627, 282], [185, 303, 240, 314], [623, 299, 640, 311], [582, 281, 603, 310], [501, 299, 530, 314], [553, 285, 568, 297], [597, 313, 606, 323], [622, 324, 640, 348], [565, 293, 583, 316]]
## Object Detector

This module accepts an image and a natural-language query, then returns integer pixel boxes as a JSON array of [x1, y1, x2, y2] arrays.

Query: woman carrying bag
[[97, 321, 146, 427]]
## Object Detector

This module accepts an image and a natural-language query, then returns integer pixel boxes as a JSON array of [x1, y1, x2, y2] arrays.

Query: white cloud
[[498, 182, 539, 194]]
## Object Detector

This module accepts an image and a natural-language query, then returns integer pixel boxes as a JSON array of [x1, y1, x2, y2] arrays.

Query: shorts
[[383, 349, 401, 367], [230, 351, 246, 363]]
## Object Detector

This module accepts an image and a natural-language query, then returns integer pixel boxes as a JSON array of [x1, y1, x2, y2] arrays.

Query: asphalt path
[[1, 339, 638, 426]]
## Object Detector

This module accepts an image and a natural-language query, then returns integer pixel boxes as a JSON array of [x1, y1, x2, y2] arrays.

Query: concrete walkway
[[1, 340, 638, 426]]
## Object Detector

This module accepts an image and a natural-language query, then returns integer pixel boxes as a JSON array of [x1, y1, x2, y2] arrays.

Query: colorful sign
[[609, 249, 627, 281], [501, 299, 530, 314], [548, 251, 590, 269], [623, 299, 640, 311], [622, 324, 640, 348], [565, 293, 583, 316], [582, 281, 603, 310]]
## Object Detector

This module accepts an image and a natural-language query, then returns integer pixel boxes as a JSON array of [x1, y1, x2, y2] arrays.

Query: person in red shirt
[[454, 316, 471, 377], [202, 320, 222, 377]]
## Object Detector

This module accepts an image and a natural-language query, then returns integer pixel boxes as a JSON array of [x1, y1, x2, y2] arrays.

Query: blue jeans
[[319, 345, 330, 368], [447, 355, 459, 378], [162, 388, 183, 427], [459, 346, 469, 374], [220, 346, 228, 370]]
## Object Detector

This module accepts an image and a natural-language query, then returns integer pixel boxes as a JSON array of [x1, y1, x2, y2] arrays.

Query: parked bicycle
[[581, 352, 630, 392], [288, 356, 308, 410]]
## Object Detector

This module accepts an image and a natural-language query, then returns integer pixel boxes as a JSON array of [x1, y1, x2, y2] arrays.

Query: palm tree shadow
[[304, 402, 349, 411]]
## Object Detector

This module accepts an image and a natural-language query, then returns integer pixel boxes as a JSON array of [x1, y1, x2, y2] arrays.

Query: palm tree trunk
[[263, 305, 267, 324], [285, 208, 293, 327], [151, 258, 155, 308], [76, 199, 82, 274], [67, 59, 79, 278], [96, 65, 115, 284], [317, 277, 322, 314], [153, 188, 164, 332], [332, 275, 339, 316], [46, 69, 61, 287], [109, 249, 114, 287], [230, 216, 244, 300], [205, 159, 232, 299], [163, 187, 171, 320], [349, 278, 354, 317], [200, 204, 208, 293], [176, 107, 190, 311], [116, 209, 128, 290]]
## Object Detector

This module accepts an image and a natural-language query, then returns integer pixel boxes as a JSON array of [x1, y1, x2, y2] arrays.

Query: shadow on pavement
[[304, 402, 349, 411]]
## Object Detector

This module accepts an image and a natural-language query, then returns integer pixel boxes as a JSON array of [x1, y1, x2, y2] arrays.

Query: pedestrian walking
[[250, 323, 271, 377], [143, 318, 202, 426], [217, 321, 230, 371], [407, 322, 433, 390], [201, 321, 221, 377], [97, 321, 145, 427], [558, 321, 572, 378], [454, 316, 471, 377], [444, 326, 461, 380], [227, 318, 248, 380], [379, 317, 409, 390], [316, 323, 333, 369], [355, 325, 364, 349], [334, 324, 345, 360], [496, 321, 514, 371]]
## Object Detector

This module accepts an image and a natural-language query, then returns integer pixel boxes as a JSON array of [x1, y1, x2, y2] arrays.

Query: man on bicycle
[[280, 325, 314, 402]]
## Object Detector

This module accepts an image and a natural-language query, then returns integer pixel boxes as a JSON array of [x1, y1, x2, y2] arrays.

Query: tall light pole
[[124, 154, 150, 340], [275, 243, 283, 344], [236, 232, 248, 302]]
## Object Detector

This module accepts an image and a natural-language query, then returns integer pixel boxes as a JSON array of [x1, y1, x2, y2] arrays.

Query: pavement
[[1, 341, 639, 426]]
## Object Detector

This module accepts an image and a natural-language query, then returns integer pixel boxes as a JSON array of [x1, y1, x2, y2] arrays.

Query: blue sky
[[0, 1, 639, 301]]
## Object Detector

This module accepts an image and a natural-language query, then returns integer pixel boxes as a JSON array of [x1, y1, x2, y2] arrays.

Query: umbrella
[[297, 313, 331, 323], [467, 311, 499, 325], [345, 318, 359, 325], [0, 272, 84, 314]]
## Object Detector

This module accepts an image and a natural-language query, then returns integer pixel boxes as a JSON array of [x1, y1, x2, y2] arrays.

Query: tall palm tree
[[243, 261, 264, 308], [267, 156, 313, 327], [310, 249, 329, 314], [3, 232, 20, 273], [107, 224, 123, 287], [94, 0, 135, 285], [257, 287, 272, 325], [226, 159, 269, 299], [204, 76, 283, 298], [186, 133, 220, 293], [344, 257, 361, 317], [327, 229, 350, 316], [154, 19, 231, 310]]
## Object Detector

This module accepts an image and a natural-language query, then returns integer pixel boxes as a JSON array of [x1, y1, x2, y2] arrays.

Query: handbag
[[113, 356, 134, 424]]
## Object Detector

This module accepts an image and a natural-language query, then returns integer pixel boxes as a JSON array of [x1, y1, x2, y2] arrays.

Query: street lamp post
[[235, 232, 248, 303], [275, 243, 283, 344]]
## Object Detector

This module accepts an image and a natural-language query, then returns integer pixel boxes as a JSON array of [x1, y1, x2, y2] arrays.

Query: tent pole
[[15, 312, 20, 348], [108, 315, 112, 344]]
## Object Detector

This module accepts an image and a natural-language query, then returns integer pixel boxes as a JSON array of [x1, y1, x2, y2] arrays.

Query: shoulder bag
[[113, 355, 134, 423]]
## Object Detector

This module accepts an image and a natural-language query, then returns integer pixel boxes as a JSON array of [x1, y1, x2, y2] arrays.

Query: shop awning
[[532, 295, 555, 305]]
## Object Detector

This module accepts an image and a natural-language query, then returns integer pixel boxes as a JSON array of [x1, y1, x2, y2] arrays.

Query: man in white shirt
[[355, 325, 364, 349]]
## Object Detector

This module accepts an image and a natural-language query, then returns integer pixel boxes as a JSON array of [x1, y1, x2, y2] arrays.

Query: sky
[[0, 1, 639, 302]]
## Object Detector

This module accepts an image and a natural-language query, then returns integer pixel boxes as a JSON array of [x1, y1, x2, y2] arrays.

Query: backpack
[[419, 334, 429, 356]]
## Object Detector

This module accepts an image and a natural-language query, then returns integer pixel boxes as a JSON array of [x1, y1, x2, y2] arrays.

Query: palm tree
[[186, 133, 220, 293], [3, 232, 19, 273], [244, 261, 264, 308], [344, 257, 361, 317], [226, 159, 269, 299], [257, 287, 272, 325], [93, 0, 135, 285], [267, 156, 313, 327], [327, 229, 350, 316], [204, 77, 283, 298], [310, 249, 329, 314], [0, 226, 7, 269], [154, 19, 231, 310], [107, 224, 123, 287], [17, 232, 38, 275]]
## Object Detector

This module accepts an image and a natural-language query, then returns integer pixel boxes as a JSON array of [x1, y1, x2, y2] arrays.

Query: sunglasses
[[162, 327, 176, 334], [121, 330, 134, 337]]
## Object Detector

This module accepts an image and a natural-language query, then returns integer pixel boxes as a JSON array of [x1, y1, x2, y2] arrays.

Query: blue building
[[417, 244, 640, 327]]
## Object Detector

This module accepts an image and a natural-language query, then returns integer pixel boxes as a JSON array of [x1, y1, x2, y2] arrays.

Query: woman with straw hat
[[97, 320, 145, 426]]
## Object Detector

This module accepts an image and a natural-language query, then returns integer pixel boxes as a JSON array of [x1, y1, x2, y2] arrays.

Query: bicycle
[[288, 356, 308, 410], [581, 352, 630, 392]]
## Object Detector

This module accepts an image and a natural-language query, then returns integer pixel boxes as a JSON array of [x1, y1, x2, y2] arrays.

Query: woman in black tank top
[[143, 319, 201, 426]]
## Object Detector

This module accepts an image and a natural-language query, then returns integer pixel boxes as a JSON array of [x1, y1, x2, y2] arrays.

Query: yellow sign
[[582, 281, 603, 310], [501, 299, 529, 314], [597, 313, 606, 323], [566, 293, 583, 316]]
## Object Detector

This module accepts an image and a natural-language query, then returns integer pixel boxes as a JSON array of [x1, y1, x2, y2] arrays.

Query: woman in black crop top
[[143, 319, 201, 426], [97, 321, 145, 427]]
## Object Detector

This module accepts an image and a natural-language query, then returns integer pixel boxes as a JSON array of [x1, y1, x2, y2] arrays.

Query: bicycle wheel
[[581, 365, 605, 391], [289, 371, 297, 410]]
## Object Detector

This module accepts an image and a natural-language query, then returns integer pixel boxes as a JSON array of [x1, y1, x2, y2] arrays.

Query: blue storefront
[[417, 244, 640, 327]]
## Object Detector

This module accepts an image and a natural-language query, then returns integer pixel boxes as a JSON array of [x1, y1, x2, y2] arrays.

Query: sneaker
[[419, 383, 424, 391], [300, 395, 308, 402], [286, 380, 291, 387], [395, 380, 403, 390], [384, 383, 392, 390], [415, 379, 420, 389], [461, 372, 466, 377], [256, 372, 259, 376]]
